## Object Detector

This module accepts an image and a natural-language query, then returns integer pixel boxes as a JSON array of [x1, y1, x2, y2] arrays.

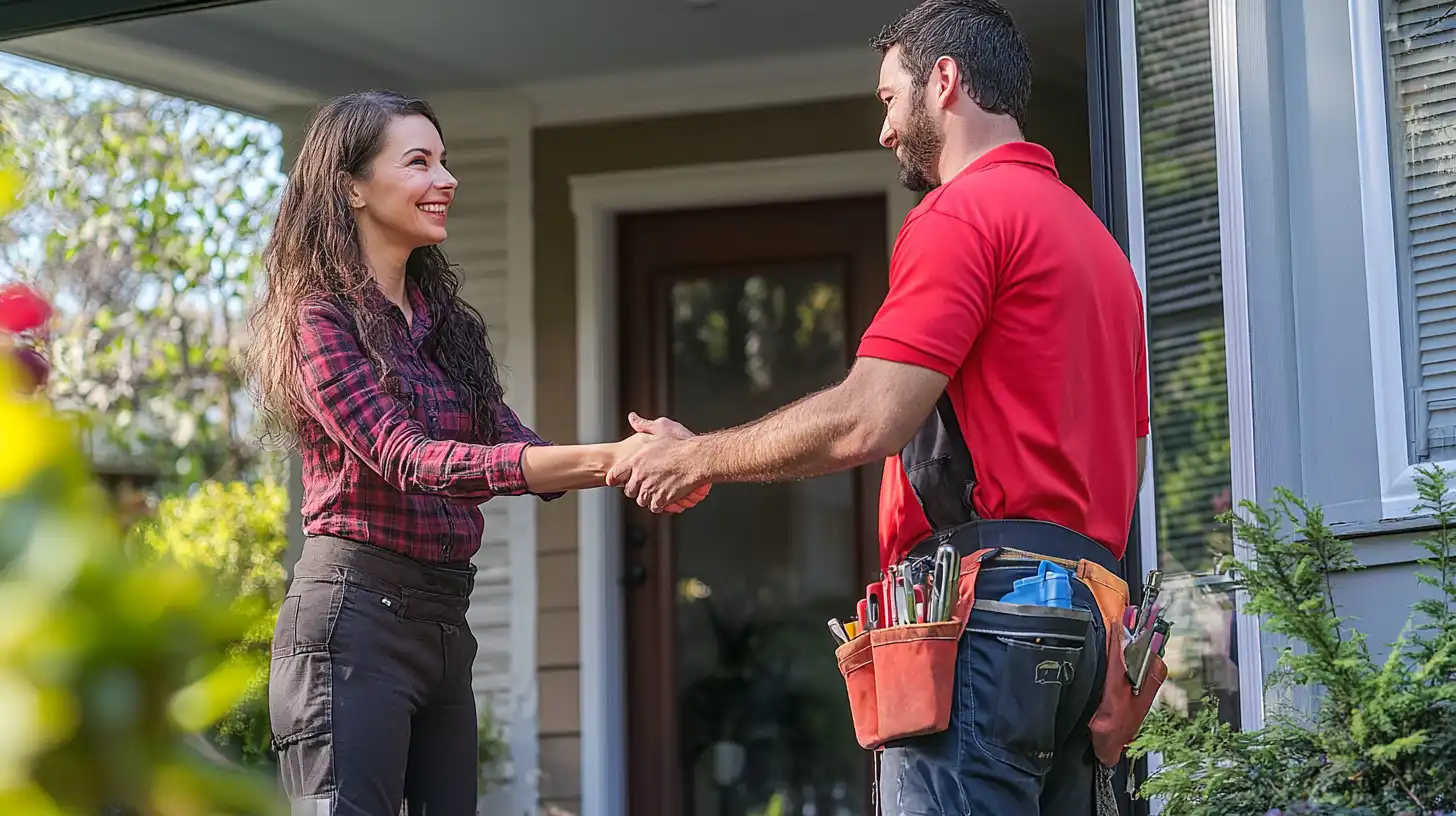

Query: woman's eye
[[411, 158, 428, 167]]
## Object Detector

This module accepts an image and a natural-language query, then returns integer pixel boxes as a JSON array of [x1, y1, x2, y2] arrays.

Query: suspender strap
[[901, 391, 980, 533]]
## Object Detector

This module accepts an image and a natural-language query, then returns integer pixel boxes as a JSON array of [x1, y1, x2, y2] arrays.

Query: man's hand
[[607, 413, 712, 513]]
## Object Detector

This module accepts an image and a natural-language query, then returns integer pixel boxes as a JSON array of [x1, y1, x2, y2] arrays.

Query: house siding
[[439, 134, 519, 723], [1234, 0, 1441, 696]]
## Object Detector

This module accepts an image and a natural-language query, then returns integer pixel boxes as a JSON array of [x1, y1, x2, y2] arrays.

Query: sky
[[0, 51, 67, 87], [0, 48, 284, 282]]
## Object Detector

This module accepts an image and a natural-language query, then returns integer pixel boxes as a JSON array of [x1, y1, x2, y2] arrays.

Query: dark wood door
[[619, 196, 889, 816]]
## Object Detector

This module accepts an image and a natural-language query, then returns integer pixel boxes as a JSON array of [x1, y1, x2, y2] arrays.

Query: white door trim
[[570, 150, 914, 816]]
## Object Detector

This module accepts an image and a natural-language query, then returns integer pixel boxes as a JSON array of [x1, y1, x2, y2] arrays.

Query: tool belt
[[833, 394, 1167, 768]]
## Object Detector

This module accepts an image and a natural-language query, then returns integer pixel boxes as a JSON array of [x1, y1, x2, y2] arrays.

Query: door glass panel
[[1134, 0, 1241, 726], [667, 262, 866, 816]]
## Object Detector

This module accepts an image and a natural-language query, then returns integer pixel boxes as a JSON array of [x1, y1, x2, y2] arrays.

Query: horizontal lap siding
[[444, 134, 520, 787]]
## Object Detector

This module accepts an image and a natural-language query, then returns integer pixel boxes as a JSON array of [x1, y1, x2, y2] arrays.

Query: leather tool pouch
[[835, 548, 997, 750], [1078, 558, 1167, 767], [838, 391, 1162, 765]]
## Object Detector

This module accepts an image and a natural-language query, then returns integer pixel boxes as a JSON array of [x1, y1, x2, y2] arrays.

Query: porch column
[[276, 106, 308, 583]]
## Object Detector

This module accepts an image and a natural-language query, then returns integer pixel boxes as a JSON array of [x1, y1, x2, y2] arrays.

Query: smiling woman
[[241, 90, 708, 814]]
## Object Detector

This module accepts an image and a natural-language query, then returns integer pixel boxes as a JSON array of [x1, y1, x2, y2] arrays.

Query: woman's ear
[[342, 171, 365, 210]]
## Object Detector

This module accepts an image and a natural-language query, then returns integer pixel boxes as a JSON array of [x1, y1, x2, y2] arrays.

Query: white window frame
[[1348, 0, 1454, 520], [1209, 0, 1266, 735]]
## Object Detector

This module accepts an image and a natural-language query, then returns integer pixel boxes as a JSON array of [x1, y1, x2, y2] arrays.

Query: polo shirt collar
[[957, 141, 1059, 180]]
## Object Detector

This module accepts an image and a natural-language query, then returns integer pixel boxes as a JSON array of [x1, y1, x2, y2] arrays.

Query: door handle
[[627, 524, 649, 550], [621, 563, 648, 588], [621, 524, 650, 588]]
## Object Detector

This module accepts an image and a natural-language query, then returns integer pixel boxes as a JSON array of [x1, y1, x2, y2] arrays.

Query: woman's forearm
[[520, 443, 620, 493]]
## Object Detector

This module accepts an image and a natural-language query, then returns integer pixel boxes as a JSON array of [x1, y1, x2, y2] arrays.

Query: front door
[[620, 196, 889, 816]]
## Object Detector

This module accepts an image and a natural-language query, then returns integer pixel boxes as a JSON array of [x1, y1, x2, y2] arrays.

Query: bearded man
[[610, 2, 1152, 812]]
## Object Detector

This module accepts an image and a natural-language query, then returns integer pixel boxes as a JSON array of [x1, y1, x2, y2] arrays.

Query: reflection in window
[[1136, 0, 1240, 726]]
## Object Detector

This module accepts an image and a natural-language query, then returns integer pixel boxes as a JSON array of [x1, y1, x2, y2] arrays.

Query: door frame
[[570, 151, 916, 816]]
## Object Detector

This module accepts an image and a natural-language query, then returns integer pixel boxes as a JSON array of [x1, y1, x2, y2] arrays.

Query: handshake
[[604, 411, 713, 515]]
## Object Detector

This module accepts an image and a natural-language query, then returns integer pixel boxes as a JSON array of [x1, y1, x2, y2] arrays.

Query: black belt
[[907, 519, 1121, 575]]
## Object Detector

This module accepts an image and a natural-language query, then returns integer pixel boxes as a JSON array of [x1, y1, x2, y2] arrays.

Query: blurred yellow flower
[[0, 167, 21, 220], [0, 391, 60, 496]]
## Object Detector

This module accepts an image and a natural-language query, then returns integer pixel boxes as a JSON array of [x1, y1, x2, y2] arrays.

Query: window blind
[[1386, 0, 1456, 461]]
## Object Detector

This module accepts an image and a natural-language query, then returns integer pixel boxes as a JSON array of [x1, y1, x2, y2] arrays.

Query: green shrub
[[127, 480, 288, 768], [1, 362, 282, 814], [127, 480, 511, 784], [1130, 466, 1456, 815]]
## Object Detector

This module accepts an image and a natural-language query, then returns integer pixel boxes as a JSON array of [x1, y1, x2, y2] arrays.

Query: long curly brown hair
[[245, 90, 505, 448]]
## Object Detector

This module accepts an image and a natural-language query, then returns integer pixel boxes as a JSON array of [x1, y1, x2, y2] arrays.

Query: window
[[1383, 0, 1456, 465], [1132, 0, 1242, 727]]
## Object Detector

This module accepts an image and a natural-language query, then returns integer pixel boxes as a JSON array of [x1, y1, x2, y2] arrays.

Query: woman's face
[[350, 114, 457, 249]]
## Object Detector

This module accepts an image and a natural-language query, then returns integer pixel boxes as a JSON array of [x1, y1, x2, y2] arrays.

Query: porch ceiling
[[2, 0, 1086, 121]]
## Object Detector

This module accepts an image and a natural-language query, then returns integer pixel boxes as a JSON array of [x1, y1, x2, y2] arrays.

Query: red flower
[[0, 284, 52, 334]]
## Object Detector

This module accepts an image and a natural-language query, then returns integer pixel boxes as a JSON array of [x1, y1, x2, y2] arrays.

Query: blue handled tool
[[999, 560, 1073, 608]]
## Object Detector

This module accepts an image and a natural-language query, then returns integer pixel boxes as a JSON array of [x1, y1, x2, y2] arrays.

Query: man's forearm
[[686, 386, 885, 484]]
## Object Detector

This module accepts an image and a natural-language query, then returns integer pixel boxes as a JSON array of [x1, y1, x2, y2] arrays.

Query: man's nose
[[879, 120, 895, 150]]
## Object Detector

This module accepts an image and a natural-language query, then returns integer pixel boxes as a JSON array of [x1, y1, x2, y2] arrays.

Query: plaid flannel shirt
[[295, 283, 560, 564]]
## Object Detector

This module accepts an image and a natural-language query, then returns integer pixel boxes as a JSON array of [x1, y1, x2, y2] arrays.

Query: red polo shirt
[[859, 142, 1148, 567]]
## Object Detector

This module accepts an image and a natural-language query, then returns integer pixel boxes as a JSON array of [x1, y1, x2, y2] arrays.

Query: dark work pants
[[268, 536, 479, 816], [879, 559, 1108, 815]]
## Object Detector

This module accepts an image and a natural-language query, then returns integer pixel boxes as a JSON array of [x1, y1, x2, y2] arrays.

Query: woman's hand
[[608, 414, 713, 513]]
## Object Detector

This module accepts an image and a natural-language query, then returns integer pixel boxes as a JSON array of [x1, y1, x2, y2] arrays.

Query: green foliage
[[0, 62, 283, 489], [0, 350, 282, 813], [129, 480, 289, 602], [127, 480, 289, 768], [127, 480, 512, 785], [478, 704, 509, 787], [1130, 467, 1456, 816]]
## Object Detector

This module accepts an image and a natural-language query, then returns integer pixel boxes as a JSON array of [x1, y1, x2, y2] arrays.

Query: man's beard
[[896, 93, 944, 194]]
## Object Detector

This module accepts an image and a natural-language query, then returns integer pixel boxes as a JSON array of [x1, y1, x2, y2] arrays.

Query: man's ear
[[932, 55, 960, 109]]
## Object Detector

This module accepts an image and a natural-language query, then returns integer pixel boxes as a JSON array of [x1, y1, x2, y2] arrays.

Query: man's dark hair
[[871, 0, 1033, 129]]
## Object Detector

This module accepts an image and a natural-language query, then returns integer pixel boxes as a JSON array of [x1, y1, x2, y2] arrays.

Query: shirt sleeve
[[492, 401, 566, 502], [296, 299, 532, 500], [856, 211, 997, 376]]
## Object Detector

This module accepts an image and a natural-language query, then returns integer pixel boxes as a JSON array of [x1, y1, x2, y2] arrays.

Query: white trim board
[[1209, 0, 1266, 733], [570, 150, 914, 816], [527, 47, 877, 126]]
